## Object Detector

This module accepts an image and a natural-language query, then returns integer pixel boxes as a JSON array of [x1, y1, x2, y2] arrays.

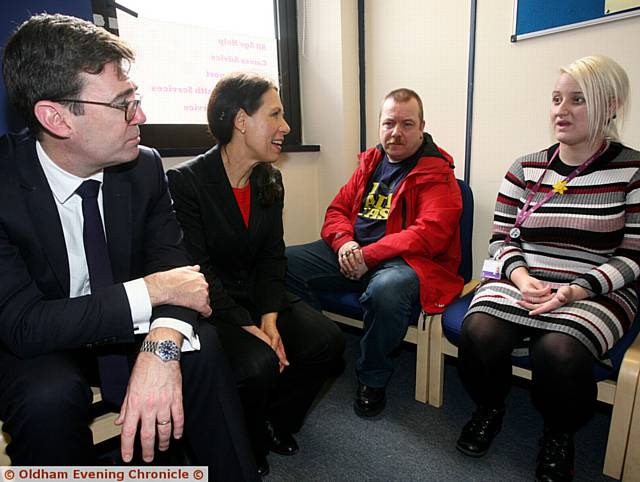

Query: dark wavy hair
[[3, 13, 135, 136], [207, 72, 283, 206]]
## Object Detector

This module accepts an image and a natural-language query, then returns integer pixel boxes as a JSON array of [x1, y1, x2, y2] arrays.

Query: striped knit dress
[[466, 142, 640, 359]]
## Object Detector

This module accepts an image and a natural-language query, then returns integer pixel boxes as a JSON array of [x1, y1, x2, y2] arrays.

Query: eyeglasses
[[54, 93, 142, 123]]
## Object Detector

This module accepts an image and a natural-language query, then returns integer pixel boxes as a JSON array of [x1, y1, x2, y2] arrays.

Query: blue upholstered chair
[[428, 271, 640, 480], [315, 179, 474, 403]]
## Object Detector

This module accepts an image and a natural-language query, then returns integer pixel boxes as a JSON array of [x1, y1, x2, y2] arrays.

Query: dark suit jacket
[[166, 145, 289, 327], [0, 129, 197, 358]]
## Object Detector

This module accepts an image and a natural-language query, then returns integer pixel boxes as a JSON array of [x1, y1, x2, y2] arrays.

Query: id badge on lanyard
[[481, 258, 502, 280]]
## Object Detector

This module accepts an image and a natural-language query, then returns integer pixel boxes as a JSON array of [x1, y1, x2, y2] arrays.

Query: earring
[[241, 129, 246, 134]]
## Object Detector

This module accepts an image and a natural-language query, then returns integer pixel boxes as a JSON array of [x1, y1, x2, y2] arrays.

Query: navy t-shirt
[[354, 153, 419, 246]]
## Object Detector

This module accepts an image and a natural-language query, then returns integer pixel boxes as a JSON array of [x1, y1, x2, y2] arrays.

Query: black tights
[[458, 312, 597, 433]]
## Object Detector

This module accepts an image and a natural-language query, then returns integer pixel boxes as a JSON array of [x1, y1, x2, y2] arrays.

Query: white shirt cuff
[[123, 278, 200, 351], [149, 318, 200, 351], [124, 278, 152, 333]]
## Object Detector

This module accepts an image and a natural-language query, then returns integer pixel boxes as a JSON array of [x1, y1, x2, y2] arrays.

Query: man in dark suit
[[0, 13, 257, 480]]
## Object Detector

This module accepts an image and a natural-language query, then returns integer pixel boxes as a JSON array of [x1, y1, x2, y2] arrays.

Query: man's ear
[[34, 100, 73, 138]]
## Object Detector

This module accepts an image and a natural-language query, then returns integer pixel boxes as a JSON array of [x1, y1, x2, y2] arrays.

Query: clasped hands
[[511, 267, 588, 315], [338, 241, 368, 280], [243, 312, 290, 373], [116, 265, 211, 463]]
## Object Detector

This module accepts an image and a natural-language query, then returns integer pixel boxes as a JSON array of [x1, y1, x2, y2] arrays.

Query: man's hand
[[518, 284, 588, 316], [144, 265, 212, 317], [116, 328, 184, 463], [337, 242, 368, 280]]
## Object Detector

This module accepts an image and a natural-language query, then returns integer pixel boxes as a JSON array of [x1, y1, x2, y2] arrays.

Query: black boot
[[536, 428, 574, 482], [456, 406, 505, 457], [354, 382, 386, 418], [265, 420, 299, 456], [255, 452, 270, 477]]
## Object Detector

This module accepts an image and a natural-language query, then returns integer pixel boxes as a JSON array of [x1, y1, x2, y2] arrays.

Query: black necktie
[[76, 179, 129, 406]]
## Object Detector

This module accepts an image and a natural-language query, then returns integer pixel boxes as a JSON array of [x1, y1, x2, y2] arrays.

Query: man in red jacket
[[286, 88, 463, 417]]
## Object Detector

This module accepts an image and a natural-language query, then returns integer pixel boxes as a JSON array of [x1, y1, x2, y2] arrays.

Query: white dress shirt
[[36, 141, 199, 351]]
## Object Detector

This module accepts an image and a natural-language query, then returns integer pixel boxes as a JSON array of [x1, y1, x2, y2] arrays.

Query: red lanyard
[[504, 142, 607, 244]]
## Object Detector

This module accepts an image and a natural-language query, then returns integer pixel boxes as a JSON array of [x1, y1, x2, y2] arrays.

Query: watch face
[[157, 340, 180, 361]]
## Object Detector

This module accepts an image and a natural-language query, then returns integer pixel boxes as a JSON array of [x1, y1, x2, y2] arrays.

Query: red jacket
[[321, 137, 463, 313]]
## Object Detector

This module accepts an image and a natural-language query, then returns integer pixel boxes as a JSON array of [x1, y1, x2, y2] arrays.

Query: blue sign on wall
[[512, 0, 640, 42]]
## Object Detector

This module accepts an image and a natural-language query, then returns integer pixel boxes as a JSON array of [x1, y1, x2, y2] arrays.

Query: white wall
[[296, 0, 360, 217], [470, 1, 640, 274], [365, 0, 471, 179], [271, 0, 362, 246]]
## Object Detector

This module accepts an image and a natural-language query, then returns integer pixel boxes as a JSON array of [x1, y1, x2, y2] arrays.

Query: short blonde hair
[[560, 55, 630, 144]]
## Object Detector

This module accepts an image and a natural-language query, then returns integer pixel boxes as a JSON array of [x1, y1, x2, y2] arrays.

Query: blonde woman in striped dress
[[456, 56, 639, 482]]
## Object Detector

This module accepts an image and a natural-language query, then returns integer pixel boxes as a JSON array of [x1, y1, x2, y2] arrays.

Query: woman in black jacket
[[166, 72, 344, 477]]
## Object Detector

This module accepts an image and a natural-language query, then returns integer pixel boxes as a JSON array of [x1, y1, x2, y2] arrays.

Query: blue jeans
[[286, 240, 420, 388]]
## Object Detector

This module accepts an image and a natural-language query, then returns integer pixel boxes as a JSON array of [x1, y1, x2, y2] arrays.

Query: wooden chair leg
[[603, 338, 640, 479], [621, 379, 640, 481], [0, 430, 10, 465], [428, 314, 445, 407], [414, 312, 432, 403]]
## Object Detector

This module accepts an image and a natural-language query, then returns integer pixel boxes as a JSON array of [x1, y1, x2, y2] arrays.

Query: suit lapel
[[103, 171, 131, 283], [17, 138, 70, 295], [204, 149, 251, 244]]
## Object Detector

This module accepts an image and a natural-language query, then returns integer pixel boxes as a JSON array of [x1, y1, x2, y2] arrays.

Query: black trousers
[[458, 312, 598, 433], [215, 298, 345, 457], [0, 323, 259, 482]]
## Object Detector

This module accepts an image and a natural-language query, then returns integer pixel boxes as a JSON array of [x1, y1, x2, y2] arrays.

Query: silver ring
[[157, 420, 171, 426]]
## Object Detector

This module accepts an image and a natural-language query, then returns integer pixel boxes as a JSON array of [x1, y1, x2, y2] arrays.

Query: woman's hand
[[241, 322, 289, 373], [261, 313, 290, 372], [510, 267, 553, 304], [518, 284, 588, 316], [242, 324, 272, 346]]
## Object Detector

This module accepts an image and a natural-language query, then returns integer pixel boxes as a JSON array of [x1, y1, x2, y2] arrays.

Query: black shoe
[[353, 382, 386, 418], [456, 406, 505, 457], [256, 453, 270, 477], [265, 421, 298, 456], [536, 429, 574, 482]]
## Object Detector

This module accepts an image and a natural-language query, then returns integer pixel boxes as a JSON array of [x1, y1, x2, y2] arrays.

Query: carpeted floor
[[266, 326, 616, 482]]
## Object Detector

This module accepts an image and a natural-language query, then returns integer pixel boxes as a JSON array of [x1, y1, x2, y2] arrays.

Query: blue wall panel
[[514, 0, 640, 40]]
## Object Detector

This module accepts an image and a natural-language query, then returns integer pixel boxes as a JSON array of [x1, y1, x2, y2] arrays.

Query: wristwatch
[[140, 339, 181, 362]]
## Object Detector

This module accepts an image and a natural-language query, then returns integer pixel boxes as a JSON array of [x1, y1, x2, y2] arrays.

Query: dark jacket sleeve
[[0, 220, 134, 357], [166, 166, 254, 327]]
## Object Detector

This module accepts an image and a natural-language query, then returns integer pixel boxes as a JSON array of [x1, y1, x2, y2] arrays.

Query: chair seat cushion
[[440, 291, 640, 381]]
